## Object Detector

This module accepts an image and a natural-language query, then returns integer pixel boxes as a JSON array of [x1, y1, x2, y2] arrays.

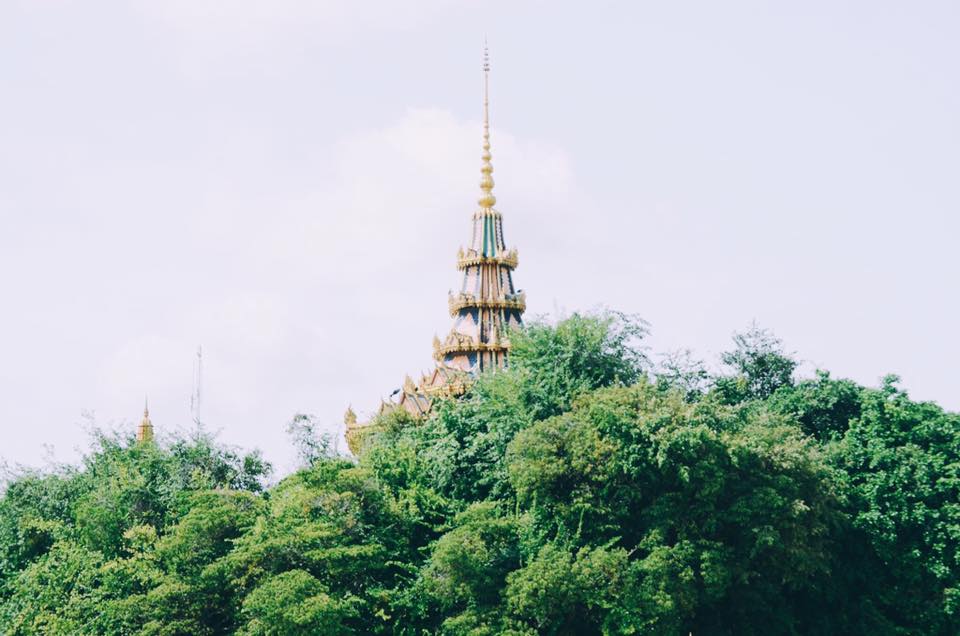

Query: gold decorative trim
[[478, 44, 496, 210], [448, 291, 526, 316], [456, 247, 518, 270], [423, 380, 470, 396], [433, 338, 512, 360]]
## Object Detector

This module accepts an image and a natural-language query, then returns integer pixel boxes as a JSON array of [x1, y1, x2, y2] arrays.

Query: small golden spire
[[478, 42, 496, 210], [137, 396, 154, 443]]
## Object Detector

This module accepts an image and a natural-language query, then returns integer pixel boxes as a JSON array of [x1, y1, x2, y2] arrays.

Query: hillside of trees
[[1, 313, 958, 635]]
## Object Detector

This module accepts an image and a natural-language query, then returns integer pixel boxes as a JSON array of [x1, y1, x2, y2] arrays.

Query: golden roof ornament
[[344, 406, 358, 427], [478, 44, 496, 210], [136, 397, 154, 443], [344, 405, 371, 456]]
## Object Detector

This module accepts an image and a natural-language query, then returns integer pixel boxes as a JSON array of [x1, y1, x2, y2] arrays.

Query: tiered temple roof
[[434, 48, 524, 373], [345, 48, 525, 454]]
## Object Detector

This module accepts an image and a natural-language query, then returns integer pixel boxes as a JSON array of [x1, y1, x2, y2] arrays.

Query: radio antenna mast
[[190, 345, 203, 427]]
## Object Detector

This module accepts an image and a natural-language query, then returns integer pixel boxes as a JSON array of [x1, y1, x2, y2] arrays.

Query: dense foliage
[[1, 313, 958, 634]]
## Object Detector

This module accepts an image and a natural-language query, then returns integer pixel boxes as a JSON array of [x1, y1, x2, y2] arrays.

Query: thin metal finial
[[478, 42, 496, 209]]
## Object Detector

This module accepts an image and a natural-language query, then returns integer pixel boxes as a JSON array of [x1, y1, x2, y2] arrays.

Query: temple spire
[[137, 396, 154, 443], [478, 43, 496, 209], [345, 46, 528, 454], [435, 44, 525, 373]]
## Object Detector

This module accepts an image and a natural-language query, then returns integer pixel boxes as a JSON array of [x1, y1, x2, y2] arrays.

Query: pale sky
[[1, 0, 957, 474]]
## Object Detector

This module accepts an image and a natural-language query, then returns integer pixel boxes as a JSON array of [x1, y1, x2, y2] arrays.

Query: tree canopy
[[1, 312, 958, 634]]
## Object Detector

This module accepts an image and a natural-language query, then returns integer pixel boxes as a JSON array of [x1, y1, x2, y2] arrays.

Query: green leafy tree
[[509, 311, 649, 420], [0, 540, 103, 634], [239, 570, 359, 635], [716, 325, 797, 403], [655, 348, 711, 401], [219, 460, 417, 635], [506, 382, 850, 634], [832, 376, 960, 634], [417, 502, 519, 627], [768, 370, 863, 440], [1, 313, 958, 635], [286, 414, 337, 468]]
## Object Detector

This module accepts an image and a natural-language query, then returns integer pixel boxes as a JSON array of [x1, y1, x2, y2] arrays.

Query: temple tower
[[345, 46, 526, 454], [433, 46, 525, 372], [136, 398, 154, 443]]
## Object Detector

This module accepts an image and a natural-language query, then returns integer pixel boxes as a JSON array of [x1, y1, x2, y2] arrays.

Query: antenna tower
[[190, 345, 203, 426]]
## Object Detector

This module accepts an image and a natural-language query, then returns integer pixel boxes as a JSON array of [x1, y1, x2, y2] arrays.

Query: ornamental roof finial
[[137, 396, 154, 443], [344, 406, 357, 427], [478, 41, 497, 210]]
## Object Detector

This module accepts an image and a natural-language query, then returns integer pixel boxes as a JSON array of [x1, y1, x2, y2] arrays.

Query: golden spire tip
[[478, 42, 496, 209], [137, 395, 154, 443]]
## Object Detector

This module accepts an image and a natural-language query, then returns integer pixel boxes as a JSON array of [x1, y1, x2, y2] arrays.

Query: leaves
[[0, 315, 957, 634]]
